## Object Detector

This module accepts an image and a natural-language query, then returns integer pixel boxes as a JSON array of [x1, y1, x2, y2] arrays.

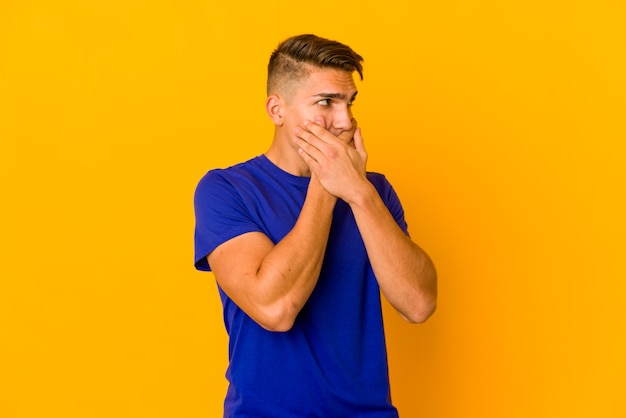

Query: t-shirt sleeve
[[369, 173, 410, 236], [193, 170, 263, 271]]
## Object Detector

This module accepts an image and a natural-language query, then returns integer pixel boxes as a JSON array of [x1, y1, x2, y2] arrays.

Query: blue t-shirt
[[194, 155, 408, 417]]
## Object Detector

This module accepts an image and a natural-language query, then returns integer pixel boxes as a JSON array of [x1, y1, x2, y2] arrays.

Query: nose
[[331, 104, 353, 132]]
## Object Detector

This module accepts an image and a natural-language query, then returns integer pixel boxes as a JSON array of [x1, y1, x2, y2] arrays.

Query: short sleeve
[[193, 170, 263, 271], [368, 173, 410, 236]]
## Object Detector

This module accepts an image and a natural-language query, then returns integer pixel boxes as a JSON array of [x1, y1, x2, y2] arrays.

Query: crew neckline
[[257, 154, 311, 187]]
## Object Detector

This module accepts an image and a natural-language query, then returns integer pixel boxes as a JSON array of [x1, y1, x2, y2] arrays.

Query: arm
[[208, 177, 335, 332], [294, 122, 437, 323], [349, 182, 437, 322]]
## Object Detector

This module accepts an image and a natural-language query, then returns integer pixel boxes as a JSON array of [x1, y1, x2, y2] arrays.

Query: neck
[[265, 129, 312, 177]]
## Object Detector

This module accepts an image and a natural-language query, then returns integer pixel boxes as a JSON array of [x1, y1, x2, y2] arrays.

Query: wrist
[[308, 176, 338, 206], [346, 179, 377, 208]]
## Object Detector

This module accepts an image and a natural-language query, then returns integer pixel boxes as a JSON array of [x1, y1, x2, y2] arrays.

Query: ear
[[266, 94, 285, 126]]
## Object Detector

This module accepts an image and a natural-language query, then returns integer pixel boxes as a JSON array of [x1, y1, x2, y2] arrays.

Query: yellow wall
[[1, 1, 624, 417]]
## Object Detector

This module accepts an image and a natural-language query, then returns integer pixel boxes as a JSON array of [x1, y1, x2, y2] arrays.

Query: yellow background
[[1, 1, 624, 417]]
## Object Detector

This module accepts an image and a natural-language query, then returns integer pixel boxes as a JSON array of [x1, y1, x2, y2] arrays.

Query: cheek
[[299, 107, 326, 127], [287, 104, 331, 129], [309, 107, 335, 129]]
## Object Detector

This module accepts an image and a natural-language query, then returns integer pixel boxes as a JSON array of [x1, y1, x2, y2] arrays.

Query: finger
[[338, 118, 358, 144], [302, 120, 339, 144], [349, 117, 358, 134], [294, 126, 321, 147], [294, 130, 321, 164], [294, 127, 325, 160], [297, 146, 319, 170], [353, 127, 366, 153]]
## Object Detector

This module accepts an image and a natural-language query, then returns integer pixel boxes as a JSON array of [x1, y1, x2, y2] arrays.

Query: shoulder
[[366, 171, 407, 229], [195, 156, 263, 198], [197, 156, 259, 185], [366, 171, 389, 187], [366, 171, 396, 198]]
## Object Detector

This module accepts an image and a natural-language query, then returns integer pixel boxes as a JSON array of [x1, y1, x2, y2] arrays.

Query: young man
[[194, 34, 437, 417]]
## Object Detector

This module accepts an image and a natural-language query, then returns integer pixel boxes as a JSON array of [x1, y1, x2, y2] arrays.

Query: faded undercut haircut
[[267, 34, 364, 97]]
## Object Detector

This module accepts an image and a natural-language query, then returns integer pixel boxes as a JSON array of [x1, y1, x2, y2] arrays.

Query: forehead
[[295, 68, 357, 97]]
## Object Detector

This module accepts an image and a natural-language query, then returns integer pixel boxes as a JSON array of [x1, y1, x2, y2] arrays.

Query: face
[[279, 68, 358, 141]]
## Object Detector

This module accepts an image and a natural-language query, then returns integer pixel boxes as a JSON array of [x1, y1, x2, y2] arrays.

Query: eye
[[317, 99, 330, 106]]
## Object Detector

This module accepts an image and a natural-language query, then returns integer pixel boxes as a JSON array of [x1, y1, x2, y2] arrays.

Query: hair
[[267, 34, 364, 97]]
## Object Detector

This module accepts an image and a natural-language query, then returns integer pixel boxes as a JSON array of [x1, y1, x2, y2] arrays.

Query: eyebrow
[[313, 91, 359, 101]]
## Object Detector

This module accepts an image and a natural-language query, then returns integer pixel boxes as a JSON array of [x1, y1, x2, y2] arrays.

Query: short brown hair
[[267, 34, 364, 96]]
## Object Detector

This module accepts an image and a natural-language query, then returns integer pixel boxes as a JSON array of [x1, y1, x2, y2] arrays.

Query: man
[[194, 34, 437, 417]]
